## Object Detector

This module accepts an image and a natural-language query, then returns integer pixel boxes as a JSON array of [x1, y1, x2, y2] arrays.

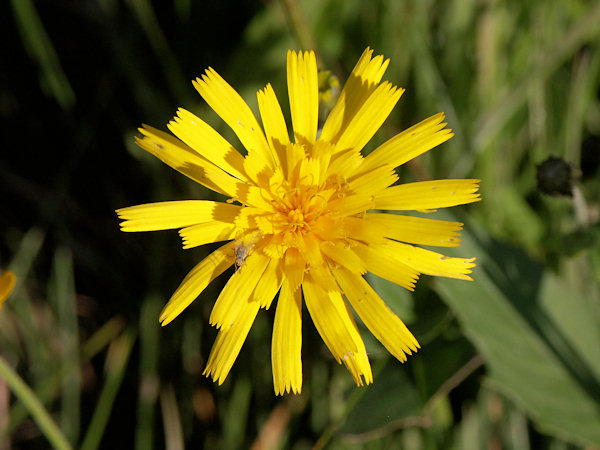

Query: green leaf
[[435, 222, 600, 446], [340, 361, 422, 435]]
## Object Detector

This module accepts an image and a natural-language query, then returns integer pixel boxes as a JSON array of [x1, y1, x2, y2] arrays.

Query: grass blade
[[160, 384, 184, 450], [49, 248, 80, 445], [80, 329, 136, 450], [135, 296, 161, 450], [0, 356, 72, 450], [10, 0, 75, 109]]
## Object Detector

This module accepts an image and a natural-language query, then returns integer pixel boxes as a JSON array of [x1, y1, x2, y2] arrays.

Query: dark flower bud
[[536, 156, 574, 196]]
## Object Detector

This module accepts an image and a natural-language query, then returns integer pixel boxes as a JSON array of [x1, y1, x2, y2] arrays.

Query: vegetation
[[1, 0, 600, 448]]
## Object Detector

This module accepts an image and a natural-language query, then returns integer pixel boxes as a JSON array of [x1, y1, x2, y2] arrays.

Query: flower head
[[117, 48, 480, 394]]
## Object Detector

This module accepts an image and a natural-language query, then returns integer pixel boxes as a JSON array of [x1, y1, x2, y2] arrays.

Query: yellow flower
[[117, 48, 480, 394], [0, 270, 16, 310]]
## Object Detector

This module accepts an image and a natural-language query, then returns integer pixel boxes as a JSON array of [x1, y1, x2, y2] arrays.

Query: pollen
[[267, 175, 337, 243], [287, 208, 305, 227]]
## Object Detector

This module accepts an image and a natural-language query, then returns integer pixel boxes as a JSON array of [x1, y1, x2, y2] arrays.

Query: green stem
[[280, 0, 319, 56], [0, 356, 72, 450]]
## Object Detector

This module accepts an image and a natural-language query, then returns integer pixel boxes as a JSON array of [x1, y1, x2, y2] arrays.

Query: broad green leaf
[[436, 223, 600, 446], [340, 361, 422, 435]]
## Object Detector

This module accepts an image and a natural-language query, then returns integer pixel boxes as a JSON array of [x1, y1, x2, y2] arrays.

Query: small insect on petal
[[234, 242, 255, 270]]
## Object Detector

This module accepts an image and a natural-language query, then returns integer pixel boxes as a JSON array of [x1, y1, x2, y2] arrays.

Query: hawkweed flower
[[0, 270, 16, 310], [117, 48, 480, 394]]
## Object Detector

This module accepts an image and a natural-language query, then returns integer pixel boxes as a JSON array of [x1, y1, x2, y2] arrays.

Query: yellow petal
[[203, 299, 261, 385], [327, 193, 374, 217], [310, 140, 333, 185], [136, 125, 241, 197], [296, 233, 323, 269], [283, 248, 305, 293], [257, 83, 290, 170], [193, 68, 274, 168], [209, 252, 269, 330], [233, 206, 262, 231], [285, 143, 307, 185], [302, 272, 372, 386], [299, 156, 321, 187], [342, 216, 388, 245], [334, 82, 404, 155], [366, 213, 463, 247], [287, 50, 319, 145], [351, 243, 419, 290], [246, 211, 275, 235], [179, 222, 237, 249], [325, 148, 364, 178], [347, 164, 398, 195], [254, 257, 284, 309], [332, 266, 420, 360], [272, 279, 302, 395], [312, 216, 345, 243], [117, 201, 241, 232], [377, 241, 476, 281], [167, 108, 248, 180], [159, 242, 236, 325], [321, 242, 366, 275], [320, 48, 389, 145], [0, 270, 16, 309], [235, 185, 276, 211], [243, 148, 274, 186], [357, 113, 453, 175], [375, 179, 481, 211]]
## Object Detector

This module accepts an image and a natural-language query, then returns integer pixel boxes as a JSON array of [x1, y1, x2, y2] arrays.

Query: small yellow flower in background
[[0, 270, 16, 310], [117, 48, 480, 394]]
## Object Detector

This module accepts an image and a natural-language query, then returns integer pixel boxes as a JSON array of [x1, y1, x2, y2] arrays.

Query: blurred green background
[[1, 0, 600, 448]]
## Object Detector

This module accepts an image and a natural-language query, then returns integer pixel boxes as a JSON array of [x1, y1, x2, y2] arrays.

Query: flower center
[[259, 169, 351, 256], [269, 180, 326, 237], [287, 208, 305, 229]]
